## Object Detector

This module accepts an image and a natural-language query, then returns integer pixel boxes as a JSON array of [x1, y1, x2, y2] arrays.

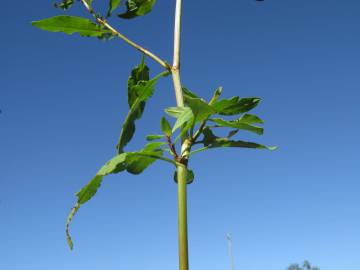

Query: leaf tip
[[66, 203, 80, 250]]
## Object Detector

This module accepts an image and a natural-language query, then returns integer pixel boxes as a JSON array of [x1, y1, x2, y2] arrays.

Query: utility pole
[[226, 233, 235, 270]]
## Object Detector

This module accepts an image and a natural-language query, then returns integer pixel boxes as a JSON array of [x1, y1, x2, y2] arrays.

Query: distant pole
[[226, 233, 235, 270]]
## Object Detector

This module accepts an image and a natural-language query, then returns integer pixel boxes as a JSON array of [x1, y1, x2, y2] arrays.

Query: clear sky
[[1, 1, 360, 270]]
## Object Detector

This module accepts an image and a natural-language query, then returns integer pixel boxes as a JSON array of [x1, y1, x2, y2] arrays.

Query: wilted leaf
[[117, 65, 166, 153], [212, 97, 260, 115], [66, 153, 128, 249], [118, 0, 156, 19], [32, 16, 111, 37]]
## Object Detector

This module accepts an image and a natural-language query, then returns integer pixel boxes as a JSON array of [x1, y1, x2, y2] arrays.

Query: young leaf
[[107, 0, 122, 17], [118, 0, 156, 19], [208, 118, 264, 135], [165, 107, 194, 132], [161, 117, 172, 137], [182, 87, 199, 99], [174, 168, 195, 184], [146, 134, 164, 141], [209, 87, 223, 105], [66, 153, 128, 249], [54, 0, 74, 10], [186, 97, 216, 123], [212, 97, 261, 115], [32, 16, 111, 37]]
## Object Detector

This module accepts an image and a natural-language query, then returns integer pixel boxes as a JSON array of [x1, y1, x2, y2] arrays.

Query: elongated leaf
[[165, 107, 194, 132], [146, 134, 164, 141], [119, 0, 156, 19], [107, 0, 122, 17], [213, 97, 261, 115], [182, 87, 199, 99], [117, 69, 166, 153], [239, 113, 264, 124], [161, 117, 172, 137], [201, 127, 275, 150], [126, 142, 164, 174], [54, 0, 74, 10], [208, 118, 263, 135], [186, 97, 215, 123], [66, 153, 128, 249], [32, 16, 111, 37]]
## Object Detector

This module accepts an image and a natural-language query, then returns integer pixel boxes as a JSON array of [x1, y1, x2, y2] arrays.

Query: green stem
[[172, 0, 189, 269], [176, 165, 189, 270]]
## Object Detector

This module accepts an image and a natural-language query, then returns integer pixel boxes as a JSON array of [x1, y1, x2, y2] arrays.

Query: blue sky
[[1, 1, 360, 270]]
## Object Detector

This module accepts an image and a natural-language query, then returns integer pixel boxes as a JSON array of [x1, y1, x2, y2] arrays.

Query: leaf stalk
[[80, 0, 170, 70]]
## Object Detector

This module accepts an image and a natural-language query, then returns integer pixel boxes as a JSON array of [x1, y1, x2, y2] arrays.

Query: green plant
[[287, 260, 320, 270], [32, 1, 275, 270]]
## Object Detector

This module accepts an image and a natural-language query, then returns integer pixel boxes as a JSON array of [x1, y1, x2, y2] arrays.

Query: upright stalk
[[172, 1, 189, 270]]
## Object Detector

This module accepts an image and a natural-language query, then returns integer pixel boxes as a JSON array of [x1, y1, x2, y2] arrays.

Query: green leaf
[[128, 57, 150, 112], [126, 142, 164, 174], [209, 87, 223, 105], [118, 0, 156, 19], [212, 97, 261, 115], [54, 0, 74, 10], [117, 65, 166, 153], [210, 140, 276, 150], [208, 118, 264, 135], [186, 97, 216, 123], [146, 134, 164, 141], [161, 116, 172, 137], [66, 152, 128, 249], [182, 87, 199, 99], [201, 127, 275, 150], [165, 107, 194, 132], [32, 16, 111, 37], [174, 168, 195, 184], [107, 0, 122, 17], [239, 113, 264, 124]]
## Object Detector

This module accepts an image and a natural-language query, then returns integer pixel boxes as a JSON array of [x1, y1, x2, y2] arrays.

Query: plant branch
[[171, 0, 185, 107], [80, 0, 170, 70]]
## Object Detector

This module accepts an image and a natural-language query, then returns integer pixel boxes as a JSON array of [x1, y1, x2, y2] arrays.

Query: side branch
[[80, 0, 170, 70]]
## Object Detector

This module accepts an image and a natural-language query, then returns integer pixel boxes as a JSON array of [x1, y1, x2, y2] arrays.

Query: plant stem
[[176, 165, 189, 270], [172, 1, 189, 270], [172, 0, 185, 107], [80, 0, 170, 70]]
